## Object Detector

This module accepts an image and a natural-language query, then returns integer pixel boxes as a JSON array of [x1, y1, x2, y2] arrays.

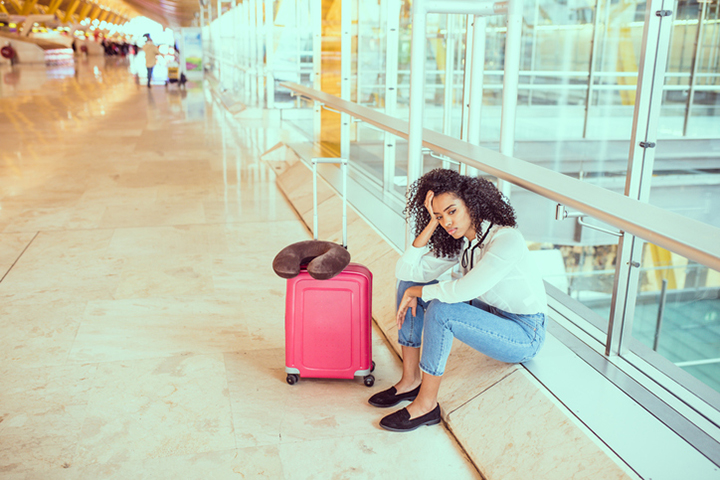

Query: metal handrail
[[282, 81, 720, 272]]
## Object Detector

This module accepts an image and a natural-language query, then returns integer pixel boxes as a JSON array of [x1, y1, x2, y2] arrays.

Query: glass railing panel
[[391, 136, 410, 199], [356, 0, 385, 109], [660, 0, 720, 137], [349, 121, 386, 187], [344, 124, 407, 210], [393, 13, 467, 132], [513, 185, 619, 331], [629, 243, 720, 393], [651, 1, 720, 229], [282, 98, 314, 140], [480, 0, 640, 190], [272, 2, 314, 108]]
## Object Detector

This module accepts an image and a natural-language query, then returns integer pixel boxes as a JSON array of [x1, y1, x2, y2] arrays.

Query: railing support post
[[497, 0, 522, 198]]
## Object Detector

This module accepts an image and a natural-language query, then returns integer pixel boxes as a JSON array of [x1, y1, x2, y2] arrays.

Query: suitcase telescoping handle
[[311, 158, 348, 249]]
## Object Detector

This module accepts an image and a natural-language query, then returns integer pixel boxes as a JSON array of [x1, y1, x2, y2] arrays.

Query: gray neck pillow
[[273, 240, 351, 280]]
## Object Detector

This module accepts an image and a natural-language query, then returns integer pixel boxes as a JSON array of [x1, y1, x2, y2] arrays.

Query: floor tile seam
[[62, 351, 234, 369], [68, 441, 242, 471], [518, 365, 644, 479], [221, 353, 241, 452], [0, 231, 39, 285], [1, 219, 307, 236], [439, 372, 522, 480], [62, 301, 91, 370], [445, 368, 520, 418], [58, 446, 271, 472], [270, 428, 404, 447], [442, 420, 488, 480]]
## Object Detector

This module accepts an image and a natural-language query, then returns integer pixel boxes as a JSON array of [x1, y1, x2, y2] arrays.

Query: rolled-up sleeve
[[396, 245, 458, 283], [421, 230, 525, 304]]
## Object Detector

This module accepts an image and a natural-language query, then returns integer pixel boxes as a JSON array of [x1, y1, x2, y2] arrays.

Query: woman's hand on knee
[[397, 286, 422, 329]]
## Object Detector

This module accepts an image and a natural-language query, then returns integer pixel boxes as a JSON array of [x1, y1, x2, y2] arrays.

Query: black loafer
[[379, 404, 442, 432], [368, 384, 421, 408]]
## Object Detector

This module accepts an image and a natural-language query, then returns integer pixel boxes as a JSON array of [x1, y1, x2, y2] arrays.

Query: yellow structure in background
[[648, 244, 679, 290], [319, 0, 342, 157], [64, 0, 81, 23]]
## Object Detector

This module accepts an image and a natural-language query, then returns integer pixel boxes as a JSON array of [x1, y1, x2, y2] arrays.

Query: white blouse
[[396, 222, 548, 315]]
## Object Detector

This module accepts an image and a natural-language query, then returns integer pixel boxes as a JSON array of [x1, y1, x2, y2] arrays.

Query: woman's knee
[[424, 300, 454, 328]]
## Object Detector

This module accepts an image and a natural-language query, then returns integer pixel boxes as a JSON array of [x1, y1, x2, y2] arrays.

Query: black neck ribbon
[[461, 223, 494, 269]]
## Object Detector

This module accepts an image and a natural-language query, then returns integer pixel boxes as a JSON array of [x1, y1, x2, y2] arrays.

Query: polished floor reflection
[[0, 58, 479, 478]]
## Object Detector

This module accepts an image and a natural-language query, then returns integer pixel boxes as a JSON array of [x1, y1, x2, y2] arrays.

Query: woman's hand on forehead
[[424, 190, 435, 217]]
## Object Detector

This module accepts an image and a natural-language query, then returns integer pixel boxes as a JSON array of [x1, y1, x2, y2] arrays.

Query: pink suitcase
[[284, 158, 375, 386], [284, 263, 373, 385]]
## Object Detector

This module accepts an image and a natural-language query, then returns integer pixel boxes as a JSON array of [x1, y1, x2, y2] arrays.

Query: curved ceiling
[[118, 0, 198, 27], [0, 0, 199, 27]]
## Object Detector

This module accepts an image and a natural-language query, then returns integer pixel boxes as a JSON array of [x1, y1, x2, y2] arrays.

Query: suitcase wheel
[[371, 361, 375, 373], [364, 375, 375, 387], [286, 374, 300, 385]]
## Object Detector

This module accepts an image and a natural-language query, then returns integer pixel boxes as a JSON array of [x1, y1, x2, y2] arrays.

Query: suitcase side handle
[[311, 157, 348, 248]]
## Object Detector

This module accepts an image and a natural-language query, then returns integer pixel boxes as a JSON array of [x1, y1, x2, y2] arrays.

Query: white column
[[407, 0, 428, 188], [340, 0, 351, 158], [465, 14, 486, 177], [248, 0, 258, 104], [383, 0, 400, 193], [467, 15, 486, 146], [459, 14, 474, 146], [256, 0, 265, 106], [312, 0, 322, 143], [266, 0, 275, 108], [442, 14, 456, 142], [497, 0, 522, 197], [200, 2, 206, 70], [217, 0, 223, 83]]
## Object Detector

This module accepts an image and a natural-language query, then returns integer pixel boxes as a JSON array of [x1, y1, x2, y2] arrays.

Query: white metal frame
[[281, 81, 720, 272], [606, 0, 676, 356], [407, 0, 519, 214]]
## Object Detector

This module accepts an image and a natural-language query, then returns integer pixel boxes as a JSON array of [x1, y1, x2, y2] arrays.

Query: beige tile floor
[[0, 58, 479, 479]]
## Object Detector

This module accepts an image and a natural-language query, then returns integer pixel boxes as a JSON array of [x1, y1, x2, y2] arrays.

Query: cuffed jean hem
[[397, 339, 421, 349], [418, 361, 444, 377]]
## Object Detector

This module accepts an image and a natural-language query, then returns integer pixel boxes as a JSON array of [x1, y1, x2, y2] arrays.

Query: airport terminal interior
[[1, 0, 719, 478]]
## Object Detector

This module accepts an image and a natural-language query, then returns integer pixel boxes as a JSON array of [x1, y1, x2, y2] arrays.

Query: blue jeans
[[397, 280, 546, 376]]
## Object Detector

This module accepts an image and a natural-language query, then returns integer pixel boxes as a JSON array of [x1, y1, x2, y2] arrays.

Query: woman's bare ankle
[[394, 375, 422, 393]]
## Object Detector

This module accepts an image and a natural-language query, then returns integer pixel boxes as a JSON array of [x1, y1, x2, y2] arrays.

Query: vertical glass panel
[[516, 188, 618, 330], [420, 14, 467, 137], [394, 12, 466, 130], [349, 120, 386, 187], [346, 125, 407, 210], [653, 0, 720, 229], [272, 0, 313, 108], [283, 98, 315, 140], [356, 0, 384, 108], [501, 0, 639, 331], [504, 0, 639, 186], [630, 243, 720, 392]]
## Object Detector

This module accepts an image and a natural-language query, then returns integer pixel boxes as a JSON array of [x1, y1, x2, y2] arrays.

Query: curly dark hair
[[404, 169, 517, 258]]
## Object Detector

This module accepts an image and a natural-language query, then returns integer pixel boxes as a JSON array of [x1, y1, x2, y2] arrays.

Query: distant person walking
[[142, 35, 159, 88]]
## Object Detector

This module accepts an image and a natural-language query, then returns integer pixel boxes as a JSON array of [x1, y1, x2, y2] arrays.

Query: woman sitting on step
[[369, 168, 548, 432]]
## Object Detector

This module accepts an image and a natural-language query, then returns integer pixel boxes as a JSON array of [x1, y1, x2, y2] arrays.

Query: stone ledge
[[273, 159, 635, 480]]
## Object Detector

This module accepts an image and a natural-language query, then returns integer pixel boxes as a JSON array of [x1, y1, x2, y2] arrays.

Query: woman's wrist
[[412, 219, 439, 248], [408, 286, 423, 298]]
